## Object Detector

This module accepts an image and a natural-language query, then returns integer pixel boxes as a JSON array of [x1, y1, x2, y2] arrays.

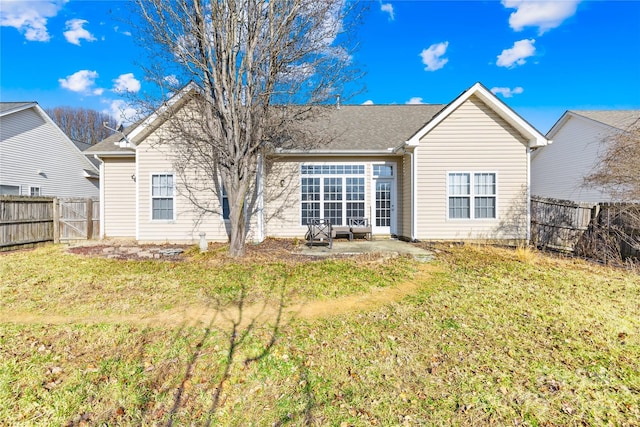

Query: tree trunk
[[228, 189, 247, 258]]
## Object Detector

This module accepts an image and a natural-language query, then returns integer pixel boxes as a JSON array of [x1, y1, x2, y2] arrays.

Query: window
[[373, 164, 393, 177], [0, 184, 20, 195], [221, 186, 230, 220], [301, 165, 365, 225], [29, 186, 41, 196], [151, 173, 174, 220], [448, 173, 496, 219]]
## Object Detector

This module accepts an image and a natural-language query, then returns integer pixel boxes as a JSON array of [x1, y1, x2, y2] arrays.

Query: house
[[85, 82, 549, 244], [0, 102, 99, 198], [531, 110, 640, 203]]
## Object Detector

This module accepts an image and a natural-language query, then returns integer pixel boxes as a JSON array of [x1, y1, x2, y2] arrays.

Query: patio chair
[[349, 217, 372, 240], [306, 218, 333, 248]]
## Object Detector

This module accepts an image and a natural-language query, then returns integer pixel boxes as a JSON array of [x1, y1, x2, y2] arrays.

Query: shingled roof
[[569, 110, 640, 131], [87, 104, 446, 155]]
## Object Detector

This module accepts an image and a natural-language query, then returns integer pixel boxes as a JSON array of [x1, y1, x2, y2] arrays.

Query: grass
[[0, 243, 638, 426]]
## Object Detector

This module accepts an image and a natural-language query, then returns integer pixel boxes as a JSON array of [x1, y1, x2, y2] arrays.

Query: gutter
[[273, 149, 398, 157]]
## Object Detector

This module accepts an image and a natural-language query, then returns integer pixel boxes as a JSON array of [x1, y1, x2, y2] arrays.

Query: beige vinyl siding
[[135, 131, 235, 243], [399, 153, 413, 239], [0, 107, 99, 198], [102, 157, 136, 237], [263, 156, 400, 239], [415, 95, 529, 241], [531, 116, 612, 203]]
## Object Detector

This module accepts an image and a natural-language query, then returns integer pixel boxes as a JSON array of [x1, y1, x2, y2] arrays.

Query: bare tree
[[131, 0, 362, 257], [584, 118, 640, 201], [581, 118, 640, 264], [46, 106, 118, 145]]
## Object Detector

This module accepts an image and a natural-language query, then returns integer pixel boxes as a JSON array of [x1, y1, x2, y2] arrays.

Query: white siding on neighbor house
[[102, 157, 136, 237], [135, 130, 237, 243], [415, 95, 529, 241], [263, 157, 400, 239], [0, 107, 99, 198], [531, 116, 612, 203]]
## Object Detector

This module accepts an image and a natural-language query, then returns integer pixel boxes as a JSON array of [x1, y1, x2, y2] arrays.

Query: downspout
[[526, 146, 531, 245], [257, 154, 265, 243], [411, 148, 418, 242], [135, 150, 139, 241], [96, 155, 105, 239]]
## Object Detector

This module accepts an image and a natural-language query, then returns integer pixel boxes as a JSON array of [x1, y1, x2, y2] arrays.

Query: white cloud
[[503, 0, 580, 35], [0, 0, 64, 42], [112, 73, 141, 93], [496, 39, 536, 68], [380, 3, 394, 20], [59, 70, 100, 93], [406, 97, 425, 105], [491, 86, 524, 98], [108, 100, 138, 126], [420, 41, 449, 72], [362, 100, 374, 105], [63, 19, 96, 45], [164, 75, 180, 87], [113, 25, 132, 36]]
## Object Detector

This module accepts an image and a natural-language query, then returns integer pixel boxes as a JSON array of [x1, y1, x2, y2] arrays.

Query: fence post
[[53, 197, 60, 244], [86, 198, 93, 240]]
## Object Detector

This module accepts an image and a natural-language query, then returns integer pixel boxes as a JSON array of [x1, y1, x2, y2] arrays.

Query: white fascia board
[[88, 151, 136, 157], [545, 110, 573, 139], [127, 82, 199, 143], [406, 82, 550, 149], [0, 102, 38, 117]]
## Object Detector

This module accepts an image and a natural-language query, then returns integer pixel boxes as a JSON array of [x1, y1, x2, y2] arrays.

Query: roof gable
[[547, 110, 640, 138], [406, 82, 549, 148], [1, 102, 99, 172]]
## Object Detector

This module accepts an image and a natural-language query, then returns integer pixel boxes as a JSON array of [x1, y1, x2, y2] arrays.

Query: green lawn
[[0, 243, 638, 426]]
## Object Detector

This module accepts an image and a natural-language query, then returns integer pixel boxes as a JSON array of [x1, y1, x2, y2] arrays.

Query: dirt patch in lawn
[[1, 262, 436, 328]]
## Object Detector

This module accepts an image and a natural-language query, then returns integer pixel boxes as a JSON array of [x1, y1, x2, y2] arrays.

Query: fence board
[[531, 197, 595, 252], [0, 196, 100, 251], [0, 196, 54, 249]]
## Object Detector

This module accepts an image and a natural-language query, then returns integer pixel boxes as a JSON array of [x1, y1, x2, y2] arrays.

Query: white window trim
[[29, 186, 41, 196], [299, 162, 367, 226], [150, 172, 176, 222], [446, 171, 498, 220]]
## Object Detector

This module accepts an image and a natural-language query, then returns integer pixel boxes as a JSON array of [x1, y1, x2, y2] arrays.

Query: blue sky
[[1, 0, 639, 133]]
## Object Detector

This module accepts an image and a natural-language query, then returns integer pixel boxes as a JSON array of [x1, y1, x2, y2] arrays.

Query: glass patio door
[[373, 179, 394, 235]]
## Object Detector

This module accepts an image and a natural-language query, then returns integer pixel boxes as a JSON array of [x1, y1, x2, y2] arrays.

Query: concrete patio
[[297, 238, 434, 262]]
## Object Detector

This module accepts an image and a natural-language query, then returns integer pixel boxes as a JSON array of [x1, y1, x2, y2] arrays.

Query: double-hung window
[[29, 186, 41, 196], [448, 172, 496, 219], [300, 164, 365, 225], [151, 173, 174, 220]]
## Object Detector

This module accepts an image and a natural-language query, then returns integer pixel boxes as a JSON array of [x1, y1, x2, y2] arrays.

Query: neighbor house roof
[[0, 102, 37, 116], [547, 110, 640, 139], [570, 110, 640, 130]]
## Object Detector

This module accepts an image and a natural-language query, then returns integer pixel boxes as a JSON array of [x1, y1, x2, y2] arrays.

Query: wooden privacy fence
[[531, 196, 640, 259], [530, 197, 596, 252], [0, 196, 99, 251]]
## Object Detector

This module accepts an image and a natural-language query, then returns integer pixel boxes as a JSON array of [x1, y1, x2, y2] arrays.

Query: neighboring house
[[531, 110, 640, 203], [85, 82, 549, 244], [0, 102, 99, 198]]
